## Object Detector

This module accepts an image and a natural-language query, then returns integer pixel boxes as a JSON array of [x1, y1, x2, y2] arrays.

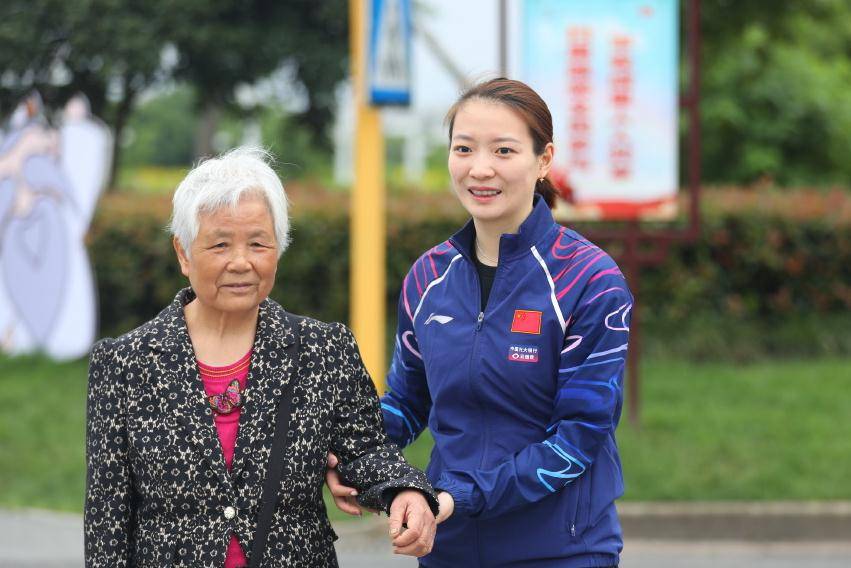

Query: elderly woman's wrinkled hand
[[388, 490, 436, 557]]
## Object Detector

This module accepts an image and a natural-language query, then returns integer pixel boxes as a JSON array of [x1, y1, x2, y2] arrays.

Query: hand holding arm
[[329, 323, 439, 516], [325, 452, 360, 516], [326, 452, 384, 516]]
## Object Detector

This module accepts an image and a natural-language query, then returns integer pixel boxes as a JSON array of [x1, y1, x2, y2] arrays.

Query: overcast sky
[[410, 0, 502, 112]]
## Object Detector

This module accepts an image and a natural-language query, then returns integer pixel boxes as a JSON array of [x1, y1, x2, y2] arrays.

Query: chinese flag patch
[[511, 310, 542, 334]]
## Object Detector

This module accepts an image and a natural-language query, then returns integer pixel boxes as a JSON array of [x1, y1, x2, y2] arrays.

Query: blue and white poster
[[520, 0, 679, 220]]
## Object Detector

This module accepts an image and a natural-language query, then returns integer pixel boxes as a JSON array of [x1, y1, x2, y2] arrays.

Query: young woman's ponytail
[[535, 176, 558, 209]]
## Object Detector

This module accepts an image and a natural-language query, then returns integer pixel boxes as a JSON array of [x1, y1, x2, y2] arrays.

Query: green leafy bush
[[699, 0, 851, 185], [88, 192, 851, 359]]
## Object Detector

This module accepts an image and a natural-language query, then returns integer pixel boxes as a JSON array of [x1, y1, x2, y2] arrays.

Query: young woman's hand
[[325, 452, 366, 516], [388, 490, 436, 557], [435, 490, 454, 524]]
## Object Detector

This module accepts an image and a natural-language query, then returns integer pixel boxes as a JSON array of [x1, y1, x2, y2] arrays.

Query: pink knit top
[[198, 350, 251, 568]]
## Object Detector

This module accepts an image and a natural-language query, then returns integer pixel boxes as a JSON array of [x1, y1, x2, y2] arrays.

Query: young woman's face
[[448, 99, 552, 230]]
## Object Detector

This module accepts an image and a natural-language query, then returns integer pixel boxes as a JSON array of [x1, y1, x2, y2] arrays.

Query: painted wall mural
[[0, 92, 111, 360]]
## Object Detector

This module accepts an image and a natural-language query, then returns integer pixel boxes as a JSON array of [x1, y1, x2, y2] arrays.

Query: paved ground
[[334, 534, 851, 568], [2, 508, 850, 567], [332, 515, 851, 568]]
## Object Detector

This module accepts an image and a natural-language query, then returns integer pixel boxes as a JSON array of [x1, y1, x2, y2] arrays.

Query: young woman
[[330, 78, 632, 567]]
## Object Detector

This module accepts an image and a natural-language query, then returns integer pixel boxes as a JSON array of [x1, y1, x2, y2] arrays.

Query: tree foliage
[[168, 0, 348, 154], [122, 86, 197, 167], [4, 2, 851, 186], [0, 0, 171, 185], [698, 0, 851, 185], [0, 0, 348, 178], [0, 0, 168, 116]]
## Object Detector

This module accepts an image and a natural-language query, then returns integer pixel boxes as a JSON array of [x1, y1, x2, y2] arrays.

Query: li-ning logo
[[508, 345, 539, 363], [424, 313, 453, 325]]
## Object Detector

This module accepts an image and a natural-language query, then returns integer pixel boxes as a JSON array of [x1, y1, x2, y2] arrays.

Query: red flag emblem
[[511, 310, 542, 334]]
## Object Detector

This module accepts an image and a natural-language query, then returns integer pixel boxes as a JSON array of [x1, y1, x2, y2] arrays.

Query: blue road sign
[[368, 0, 412, 106]]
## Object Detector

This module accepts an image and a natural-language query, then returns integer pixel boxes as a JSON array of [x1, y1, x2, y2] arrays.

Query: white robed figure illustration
[[0, 92, 111, 360]]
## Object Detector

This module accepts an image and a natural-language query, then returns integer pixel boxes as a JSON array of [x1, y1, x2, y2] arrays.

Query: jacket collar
[[150, 288, 299, 489], [151, 288, 297, 356], [449, 194, 557, 263]]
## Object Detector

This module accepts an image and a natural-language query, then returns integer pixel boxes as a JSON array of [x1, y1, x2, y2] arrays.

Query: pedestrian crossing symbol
[[368, 0, 412, 106]]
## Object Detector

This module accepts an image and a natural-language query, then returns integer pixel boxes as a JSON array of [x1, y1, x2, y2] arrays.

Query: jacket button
[[224, 506, 236, 520]]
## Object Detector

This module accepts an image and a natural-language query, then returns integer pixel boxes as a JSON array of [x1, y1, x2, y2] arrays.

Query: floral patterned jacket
[[85, 288, 437, 567]]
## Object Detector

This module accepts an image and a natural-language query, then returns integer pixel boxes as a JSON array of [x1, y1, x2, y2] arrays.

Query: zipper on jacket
[[465, 262, 490, 470], [568, 477, 584, 538]]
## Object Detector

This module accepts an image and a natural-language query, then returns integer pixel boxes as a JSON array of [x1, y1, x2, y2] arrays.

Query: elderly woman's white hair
[[169, 146, 290, 258]]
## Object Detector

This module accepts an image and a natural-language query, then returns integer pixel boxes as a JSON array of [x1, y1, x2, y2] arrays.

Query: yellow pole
[[350, 0, 387, 391]]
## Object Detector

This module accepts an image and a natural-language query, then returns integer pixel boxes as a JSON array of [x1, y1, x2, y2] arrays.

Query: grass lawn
[[618, 358, 851, 501], [1, 355, 849, 516], [0, 355, 89, 512]]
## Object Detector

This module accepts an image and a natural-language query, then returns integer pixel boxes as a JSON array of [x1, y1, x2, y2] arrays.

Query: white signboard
[[368, 0, 413, 106], [519, 0, 679, 220], [0, 93, 111, 360]]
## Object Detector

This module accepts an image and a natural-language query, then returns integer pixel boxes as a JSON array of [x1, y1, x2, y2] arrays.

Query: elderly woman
[[84, 147, 438, 568]]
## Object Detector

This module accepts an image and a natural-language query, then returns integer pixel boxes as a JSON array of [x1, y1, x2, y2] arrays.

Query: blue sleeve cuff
[[435, 473, 481, 517]]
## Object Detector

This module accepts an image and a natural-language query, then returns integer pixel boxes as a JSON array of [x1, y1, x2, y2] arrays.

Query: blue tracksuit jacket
[[381, 197, 632, 567]]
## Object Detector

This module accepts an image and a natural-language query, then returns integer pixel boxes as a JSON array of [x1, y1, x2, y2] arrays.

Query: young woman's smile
[[468, 185, 502, 202]]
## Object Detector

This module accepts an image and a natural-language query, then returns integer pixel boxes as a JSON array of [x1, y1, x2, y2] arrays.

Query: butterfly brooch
[[208, 380, 243, 415]]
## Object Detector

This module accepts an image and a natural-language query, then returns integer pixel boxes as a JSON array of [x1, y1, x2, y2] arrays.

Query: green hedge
[[89, 194, 851, 360], [637, 215, 851, 359]]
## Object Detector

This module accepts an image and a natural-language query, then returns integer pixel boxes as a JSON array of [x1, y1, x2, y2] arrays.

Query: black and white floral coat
[[85, 288, 438, 567]]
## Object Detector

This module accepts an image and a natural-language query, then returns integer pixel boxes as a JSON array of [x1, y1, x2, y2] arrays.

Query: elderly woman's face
[[175, 193, 278, 315]]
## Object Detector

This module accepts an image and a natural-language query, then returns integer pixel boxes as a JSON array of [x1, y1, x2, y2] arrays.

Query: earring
[[538, 177, 545, 184]]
